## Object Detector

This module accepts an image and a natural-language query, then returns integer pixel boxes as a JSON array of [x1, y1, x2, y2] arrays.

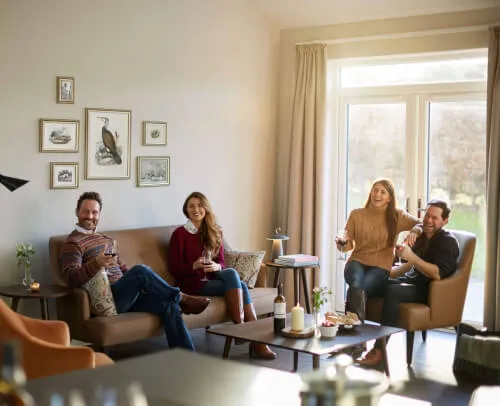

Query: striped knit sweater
[[59, 230, 128, 288]]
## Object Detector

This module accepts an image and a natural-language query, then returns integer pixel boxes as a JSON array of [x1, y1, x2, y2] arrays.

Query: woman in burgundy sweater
[[168, 191, 276, 360]]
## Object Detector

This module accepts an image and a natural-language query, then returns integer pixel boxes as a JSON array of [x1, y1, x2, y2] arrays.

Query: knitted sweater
[[345, 206, 419, 271], [59, 230, 128, 288], [168, 226, 225, 295]]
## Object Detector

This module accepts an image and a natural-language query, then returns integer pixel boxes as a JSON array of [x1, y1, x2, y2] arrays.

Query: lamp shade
[[0, 174, 29, 192], [267, 227, 289, 261]]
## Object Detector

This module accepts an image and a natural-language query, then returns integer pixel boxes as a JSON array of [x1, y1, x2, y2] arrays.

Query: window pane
[[341, 57, 487, 88], [346, 104, 406, 215], [427, 100, 486, 323]]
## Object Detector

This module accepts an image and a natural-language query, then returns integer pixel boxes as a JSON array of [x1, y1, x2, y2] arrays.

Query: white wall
[[0, 0, 280, 298]]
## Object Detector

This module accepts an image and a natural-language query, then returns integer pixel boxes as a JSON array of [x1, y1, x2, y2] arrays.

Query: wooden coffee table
[[207, 314, 403, 375]]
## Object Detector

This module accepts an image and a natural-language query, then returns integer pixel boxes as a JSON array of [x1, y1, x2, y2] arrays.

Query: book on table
[[274, 254, 319, 266]]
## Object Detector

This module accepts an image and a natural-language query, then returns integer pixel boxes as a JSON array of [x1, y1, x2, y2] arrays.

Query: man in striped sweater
[[60, 191, 211, 351]]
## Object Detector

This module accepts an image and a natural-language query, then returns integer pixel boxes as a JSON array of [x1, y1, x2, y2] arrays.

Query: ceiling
[[252, 0, 500, 29]]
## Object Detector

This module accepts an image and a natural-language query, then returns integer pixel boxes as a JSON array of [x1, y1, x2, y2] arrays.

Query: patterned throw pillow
[[82, 269, 118, 317], [225, 250, 265, 289]]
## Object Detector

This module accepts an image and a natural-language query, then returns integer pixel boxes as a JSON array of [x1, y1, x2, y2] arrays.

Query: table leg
[[272, 268, 282, 288], [293, 351, 299, 372], [11, 297, 20, 312], [312, 355, 320, 370], [300, 268, 312, 314], [380, 337, 390, 377], [222, 337, 233, 359], [294, 268, 300, 306], [40, 299, 49, 320]]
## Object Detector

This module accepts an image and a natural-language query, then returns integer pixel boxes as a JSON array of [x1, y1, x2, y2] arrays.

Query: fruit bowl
[[319, 321, 339, 338]]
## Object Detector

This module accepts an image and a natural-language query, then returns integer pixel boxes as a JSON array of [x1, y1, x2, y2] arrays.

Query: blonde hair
[[182, 192, 222, 253]]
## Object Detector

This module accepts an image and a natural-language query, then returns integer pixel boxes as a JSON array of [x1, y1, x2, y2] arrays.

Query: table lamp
[[0, 174, 29, 192], [267, 227, 289, 261]]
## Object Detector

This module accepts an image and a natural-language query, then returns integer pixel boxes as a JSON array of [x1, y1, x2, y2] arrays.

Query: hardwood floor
[[107, 327, 476, 406]]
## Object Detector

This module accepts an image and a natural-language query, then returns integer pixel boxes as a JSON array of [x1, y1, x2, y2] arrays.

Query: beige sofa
[[49, 225, 276, 348]]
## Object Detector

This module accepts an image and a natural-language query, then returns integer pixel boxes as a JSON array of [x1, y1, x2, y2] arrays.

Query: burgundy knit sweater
[[168, 226, 225, 294]]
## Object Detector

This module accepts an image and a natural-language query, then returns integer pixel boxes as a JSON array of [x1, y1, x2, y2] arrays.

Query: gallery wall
[[0, 0, 280, 302]]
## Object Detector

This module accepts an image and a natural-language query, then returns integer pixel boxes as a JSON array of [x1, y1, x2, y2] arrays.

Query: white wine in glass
[[336, 229, 349, 260]]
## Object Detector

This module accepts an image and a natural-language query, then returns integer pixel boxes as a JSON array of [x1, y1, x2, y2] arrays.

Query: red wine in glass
[[201, 249, 212, 281], [105, 240, 117, 257]]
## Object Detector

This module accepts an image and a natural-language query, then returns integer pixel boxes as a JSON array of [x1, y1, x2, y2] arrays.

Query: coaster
[[280, 327, 314, 339]]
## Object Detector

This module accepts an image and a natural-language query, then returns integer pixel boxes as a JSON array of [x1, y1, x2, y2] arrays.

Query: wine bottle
[[273, 283, 286, 333], [0, 341, 34, 406]]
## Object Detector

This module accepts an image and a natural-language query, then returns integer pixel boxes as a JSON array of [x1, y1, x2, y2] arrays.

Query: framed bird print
[[50, 162, 79, 189], [56, 76, 75, 104], [143, 121, 167, 145], [85, 108, 131, 180], [39, 118, 79, 152]]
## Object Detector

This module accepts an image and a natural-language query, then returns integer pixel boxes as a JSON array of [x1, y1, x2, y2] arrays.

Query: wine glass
[[200, 248, 212, 282], [336, 229, 349, 260], [394, 232, 408, 266], [104, 239, 117, 257]]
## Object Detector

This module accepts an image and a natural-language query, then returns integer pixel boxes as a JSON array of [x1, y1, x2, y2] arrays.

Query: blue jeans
[[110, 264, 194, 351], [198, 268, 252, 305], [344, 260, 389, 295]]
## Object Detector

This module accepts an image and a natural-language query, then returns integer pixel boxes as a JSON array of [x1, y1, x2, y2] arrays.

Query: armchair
[[366, 229, 476, 365], [0, 299, 113, 380]]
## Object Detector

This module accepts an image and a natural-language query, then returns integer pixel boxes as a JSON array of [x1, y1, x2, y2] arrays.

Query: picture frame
[[50, 162, 79, 189], [39, 119, 79, 152], [143, 121, 167, 146], [137, 156, 170, 187], [85, 108, 131, 180], [56, 76, 75, 104]]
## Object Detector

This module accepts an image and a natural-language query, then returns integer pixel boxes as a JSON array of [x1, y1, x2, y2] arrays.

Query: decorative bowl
[[319, 324, 339, 338]]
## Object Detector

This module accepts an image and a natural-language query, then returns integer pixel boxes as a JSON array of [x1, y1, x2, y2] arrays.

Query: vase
[[313, 309, 321, 337], [21, 265, 34, 290]]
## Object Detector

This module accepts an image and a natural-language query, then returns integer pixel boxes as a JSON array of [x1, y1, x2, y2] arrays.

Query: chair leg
[[421, 330, 427, 342], [406, 331, 415, 366]]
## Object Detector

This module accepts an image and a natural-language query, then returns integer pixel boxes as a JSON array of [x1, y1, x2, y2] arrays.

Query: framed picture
[[50, 162, 79, 189], [137, 156, 170, 187], [143, 121, 167, 146], [39, 119, 79, 152], [85, 108, 131, 180], [56, 76, 75, 104]]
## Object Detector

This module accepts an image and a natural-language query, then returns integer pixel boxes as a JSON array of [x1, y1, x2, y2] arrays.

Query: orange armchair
[[0, 299, 113, 380], [366, 229, 476, 366]]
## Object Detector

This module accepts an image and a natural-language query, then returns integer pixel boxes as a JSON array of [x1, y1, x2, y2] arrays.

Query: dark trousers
[[381, 278, 428, 327]]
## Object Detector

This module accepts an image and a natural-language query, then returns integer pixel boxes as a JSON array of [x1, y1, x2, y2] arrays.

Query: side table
[[0, 284, 71, 320], [265, 262, 319, 313]]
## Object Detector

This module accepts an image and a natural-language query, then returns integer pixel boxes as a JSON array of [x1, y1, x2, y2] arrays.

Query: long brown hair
[[182, 191, 222, 253], [364, 178, 398, 247]]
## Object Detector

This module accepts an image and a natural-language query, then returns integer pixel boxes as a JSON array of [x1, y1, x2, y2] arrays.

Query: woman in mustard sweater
[[337, 178, 421, 323]]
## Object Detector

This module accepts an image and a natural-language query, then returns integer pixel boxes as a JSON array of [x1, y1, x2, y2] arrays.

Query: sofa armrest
[[428, 274, 466, 325], [255, 263, 268, 288], [56, 288, 91, 337], [23, 335, 95, 379], [19, 315, 70, 346]]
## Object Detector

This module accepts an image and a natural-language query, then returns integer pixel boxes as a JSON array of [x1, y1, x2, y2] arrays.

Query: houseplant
[[16, 242, 35, 289]]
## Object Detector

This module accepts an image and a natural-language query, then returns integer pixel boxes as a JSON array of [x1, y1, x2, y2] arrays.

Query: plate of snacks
[[324, 311, 361, 330]]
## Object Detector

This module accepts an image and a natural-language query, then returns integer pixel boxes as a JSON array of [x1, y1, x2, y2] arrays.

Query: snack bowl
[[319, 324, 339, 338]]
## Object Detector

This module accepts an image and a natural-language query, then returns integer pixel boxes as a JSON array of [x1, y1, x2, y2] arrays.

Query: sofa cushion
[[82, 270, 117, 317], [225, 250, 265, 288]]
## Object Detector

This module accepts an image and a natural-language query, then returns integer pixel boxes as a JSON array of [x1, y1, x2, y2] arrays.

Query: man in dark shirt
[[359, 199, 459, 365]]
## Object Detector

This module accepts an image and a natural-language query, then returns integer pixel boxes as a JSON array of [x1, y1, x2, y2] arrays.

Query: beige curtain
[[484, 26, 500, 330], [285, 44, 327, 308]]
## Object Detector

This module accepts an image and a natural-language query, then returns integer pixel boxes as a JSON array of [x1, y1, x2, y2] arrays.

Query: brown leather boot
[[179, 293, 211, 315], [225, 288, 244, 324], [244, 303, 277, 360]]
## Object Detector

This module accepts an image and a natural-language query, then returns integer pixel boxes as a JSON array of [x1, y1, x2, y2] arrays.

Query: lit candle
[[30, 282, 40, 292], [291, 303, 304, 331]]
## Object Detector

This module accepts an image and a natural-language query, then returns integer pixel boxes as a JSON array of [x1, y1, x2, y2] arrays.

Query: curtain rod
[[296, 24, 498, 46]]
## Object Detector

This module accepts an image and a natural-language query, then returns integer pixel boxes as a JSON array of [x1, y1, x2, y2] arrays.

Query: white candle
[[291, 303, 304, 331]]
